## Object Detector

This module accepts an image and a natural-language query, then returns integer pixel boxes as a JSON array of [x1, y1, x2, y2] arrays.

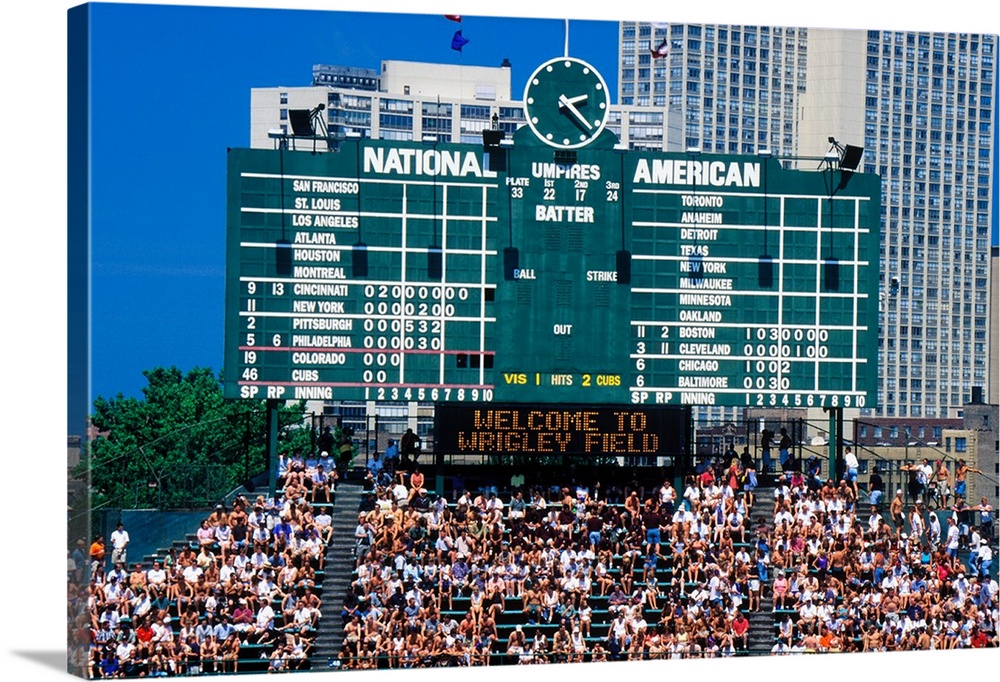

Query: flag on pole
[[651, 39, 669, 58], [445, 15, 462, 22], [451, 30, 469, 52]]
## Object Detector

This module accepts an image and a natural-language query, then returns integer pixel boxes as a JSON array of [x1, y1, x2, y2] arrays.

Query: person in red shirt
[[970, 627, 989, 648], [699, 466, 716, 489], [231, 599, 255, 634], [135, 618, 155, 660], [731, 612, 750, 651]]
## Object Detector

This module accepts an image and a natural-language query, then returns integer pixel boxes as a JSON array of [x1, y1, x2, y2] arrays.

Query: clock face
[[523, 57, 610, 150]]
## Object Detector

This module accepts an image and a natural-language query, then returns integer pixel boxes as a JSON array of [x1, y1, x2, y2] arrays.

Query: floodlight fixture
[[840, 144, 864, 172], [288, 109, 315, 136]]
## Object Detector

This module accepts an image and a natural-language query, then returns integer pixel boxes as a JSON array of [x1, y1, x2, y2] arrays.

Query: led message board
[[434, 403, 690, 458]]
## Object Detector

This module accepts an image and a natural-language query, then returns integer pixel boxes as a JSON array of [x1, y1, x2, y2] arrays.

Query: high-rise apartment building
[[620, 22, 996, 426], [619, 23, 810, 157]]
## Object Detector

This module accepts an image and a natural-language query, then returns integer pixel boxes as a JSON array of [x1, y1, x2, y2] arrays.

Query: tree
[[83, 366, 314, 510]]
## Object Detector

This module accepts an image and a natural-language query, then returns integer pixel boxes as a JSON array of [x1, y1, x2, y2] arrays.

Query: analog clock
[[523, 57, 610, 150]]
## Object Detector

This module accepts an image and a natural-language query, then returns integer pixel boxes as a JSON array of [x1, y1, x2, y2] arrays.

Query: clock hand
[[558, 94, 593, 131]]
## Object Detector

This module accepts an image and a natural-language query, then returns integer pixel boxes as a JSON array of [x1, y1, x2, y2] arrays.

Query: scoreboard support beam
[[826, 406, 844, 482], [266, 399, 280, 499]]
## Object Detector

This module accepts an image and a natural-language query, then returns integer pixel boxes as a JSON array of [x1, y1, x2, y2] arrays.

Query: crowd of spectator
[[762, 468, 997, 654], [75, 443, 998, 676], [337, 452, 997, 668], [336, 455, 767, 668], [77, 449, 337, 678]]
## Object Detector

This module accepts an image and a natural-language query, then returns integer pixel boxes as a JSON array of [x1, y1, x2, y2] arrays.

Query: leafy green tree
[[83, 366, 316, 510]]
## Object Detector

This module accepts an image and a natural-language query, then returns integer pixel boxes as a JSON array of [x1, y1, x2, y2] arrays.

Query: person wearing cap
[[399, 427, 420, 465], [889, 489, 905, 538], [310, 463, 334, 504], [974, 537, 992, 579], [927, 509, 942, 546], [411, 487, 431, 513], [204, 502, 226, 528], [230, 597, 253, 633], [313, 449, 333, 475]]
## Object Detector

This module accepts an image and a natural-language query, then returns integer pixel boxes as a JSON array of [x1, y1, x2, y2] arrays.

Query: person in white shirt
[[682, 479, 700, 512], [909, 507, 925, 541], [313, 507, 333, 544], [659, 480, 677, 513], [110, 522, 131, 566], [145, 559, 167, 588], [867, 507, 882, 536], [928, 512, 942, 546], [918, 459, 933, 502], [974, 537, 992, 579], [945, 516, 961, 559], [251, 601, 276, 643], [843, 447, 859, 496]]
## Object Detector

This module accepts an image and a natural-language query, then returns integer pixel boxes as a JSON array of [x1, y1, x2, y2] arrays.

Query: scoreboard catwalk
[[224, 135, 879, 408]]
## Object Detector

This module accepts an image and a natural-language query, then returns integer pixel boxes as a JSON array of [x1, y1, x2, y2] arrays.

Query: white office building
[[252, 60, 683, 152]]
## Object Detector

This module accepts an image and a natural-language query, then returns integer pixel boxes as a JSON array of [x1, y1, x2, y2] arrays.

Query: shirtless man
[[954, 460, 981, 501], [889, 490, 905, 539]]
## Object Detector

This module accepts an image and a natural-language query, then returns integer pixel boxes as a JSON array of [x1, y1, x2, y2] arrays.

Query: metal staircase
[[307, 477, 365, 669], [746, 485, 776, 655]]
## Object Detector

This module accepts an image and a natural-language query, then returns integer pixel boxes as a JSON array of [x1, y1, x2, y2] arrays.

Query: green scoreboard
[[224, 58, 880, 410]]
